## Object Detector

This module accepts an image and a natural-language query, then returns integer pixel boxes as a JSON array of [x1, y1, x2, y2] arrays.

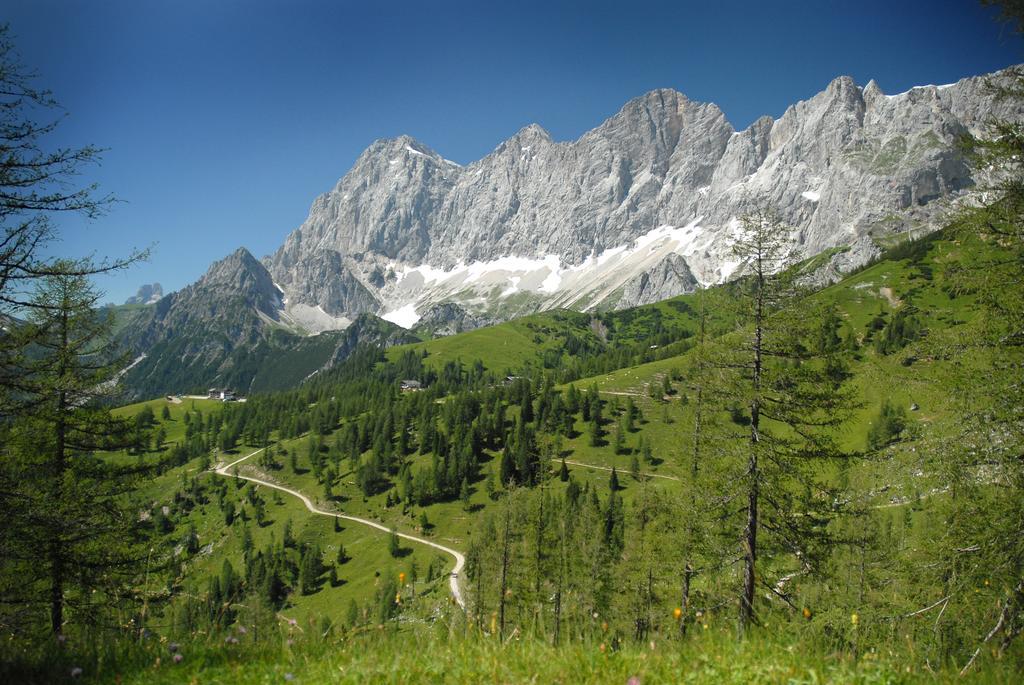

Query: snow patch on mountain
[[261, 68, 1021, 333], [381, 303, 421, 328], [374, 219, 713, 327], [886, 83, 956, 99]]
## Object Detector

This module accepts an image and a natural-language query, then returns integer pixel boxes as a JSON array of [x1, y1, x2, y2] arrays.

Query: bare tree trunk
[[553, 579, 562, 646], [740, 250, 765, 634], [49, 542, 63, 635], [498, 492, 513, 641], [535, 489, 544, 595], [645, 566, 654, 642], [961, 578, 1024, 675], [49, 304, 70, 635], [475, 556, 485, 633], [680, 563, 693, 637], [554, 519, 565, 646], [740, 454, 759, 632], [682, 286, 704, 637], [535, 485, 545, 639]]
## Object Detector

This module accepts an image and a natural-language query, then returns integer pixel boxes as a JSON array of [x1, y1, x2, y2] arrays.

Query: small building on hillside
[[400, 379, 423, 392], [207, 388, 238, 401]]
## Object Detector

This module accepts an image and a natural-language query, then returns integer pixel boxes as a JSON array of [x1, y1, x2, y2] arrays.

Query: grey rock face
[[797, 236, 883, 289], [264, 68, 1019, 330], [125, 283, 163, 305], [114, 68, 1021, 397], [615, 253, 699, 309], [130, 247, 282, 346], [321, 313, 418, 369], [117, 247, 286, 396], [414, 302, 497, 338], [272, 250, 379, 318]]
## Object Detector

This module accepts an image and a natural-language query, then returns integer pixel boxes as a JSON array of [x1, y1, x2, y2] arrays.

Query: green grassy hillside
[[16, 229, 1018, 683]]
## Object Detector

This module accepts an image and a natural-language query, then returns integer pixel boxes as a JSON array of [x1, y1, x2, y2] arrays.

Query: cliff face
[[116, 67, 1022, 396], [116, 248, 285, 396], [264, 69, 1017, 330]]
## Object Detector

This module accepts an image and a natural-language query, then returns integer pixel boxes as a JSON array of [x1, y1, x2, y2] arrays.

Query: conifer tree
[[613, 420, 625, 455], [388, 528, 401, 557], [931, 13, 1024, 668], [0, 269, 144, 633], [713, 208, 855, 633]]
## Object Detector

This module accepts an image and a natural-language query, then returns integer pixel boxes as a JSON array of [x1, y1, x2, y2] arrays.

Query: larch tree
[[0, 269, 144, 634], [712, 207, 855, 633], [0, 24, 143, 335], [678, 283, 714, 635], [929, 5, 1024, 670]]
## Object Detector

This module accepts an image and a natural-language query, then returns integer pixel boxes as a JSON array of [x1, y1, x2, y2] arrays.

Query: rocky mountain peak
[[196, 247, 281, 319], [226, 66, 1023, 334], [515, 122, 552, 141], [116, 64, 1023, 397], [493, 123, 554, 157], [352, 135, 450, 173], [862, 78, 884, 102], [826, 74, 862, 96], [618, 88, 690, 119], [124, 282, 163, 305]]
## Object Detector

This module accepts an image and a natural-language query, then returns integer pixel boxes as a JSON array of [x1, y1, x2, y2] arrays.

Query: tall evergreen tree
[[932, 15, 1024, 669], [0, 269, 144, 633], [713, 208, 855, 633]]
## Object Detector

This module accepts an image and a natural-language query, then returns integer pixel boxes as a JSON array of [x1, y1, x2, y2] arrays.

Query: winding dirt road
[[552, 457, 681, 482], [214, 448, 465, 609]]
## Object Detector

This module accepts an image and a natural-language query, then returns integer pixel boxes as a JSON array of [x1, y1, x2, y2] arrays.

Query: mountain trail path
[[551, 457, 681, 482], [214, 447, 465, 610]]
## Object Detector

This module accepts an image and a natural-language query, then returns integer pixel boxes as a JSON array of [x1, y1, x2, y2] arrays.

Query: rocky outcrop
[[615, 254, 699, 308], [797, 236, 883, 289], [414, 303, 497, 338], [322, 313, 419, 368]]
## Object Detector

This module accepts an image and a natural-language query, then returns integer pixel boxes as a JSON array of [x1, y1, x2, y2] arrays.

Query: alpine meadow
[[2, 2, 1024, 683]]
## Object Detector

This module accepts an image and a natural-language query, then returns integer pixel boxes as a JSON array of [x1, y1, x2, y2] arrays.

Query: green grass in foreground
[[5, 626, 1019, 685]]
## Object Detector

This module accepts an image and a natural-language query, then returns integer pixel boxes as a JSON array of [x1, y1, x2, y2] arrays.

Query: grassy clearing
[[387, 310, 596, 373]]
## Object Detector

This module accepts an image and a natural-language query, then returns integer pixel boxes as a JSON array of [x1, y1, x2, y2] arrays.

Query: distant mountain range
[[116, 66, 1021, 397], [124, 283, 163, 305]]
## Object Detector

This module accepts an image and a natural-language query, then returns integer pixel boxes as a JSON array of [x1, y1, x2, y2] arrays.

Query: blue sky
[[5, 0, 1021, 303]]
